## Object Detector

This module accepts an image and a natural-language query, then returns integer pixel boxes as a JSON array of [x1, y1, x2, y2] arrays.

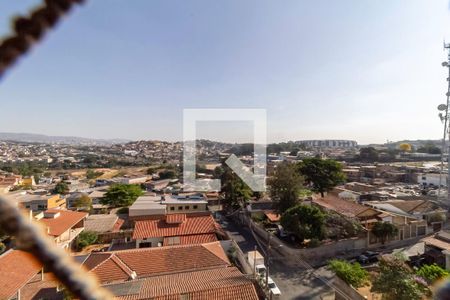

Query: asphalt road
[[221, 218, 335, 300]]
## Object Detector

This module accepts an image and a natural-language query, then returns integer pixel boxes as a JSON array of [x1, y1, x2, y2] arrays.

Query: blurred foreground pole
[[0, 0, 85, 79], [0, 194, 112, 300]]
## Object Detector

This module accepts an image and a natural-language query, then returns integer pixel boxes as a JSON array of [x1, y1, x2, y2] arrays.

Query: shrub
[[328, 259, 369, 288], [76, 231, 98, 250], [416, 264, 449, 283]]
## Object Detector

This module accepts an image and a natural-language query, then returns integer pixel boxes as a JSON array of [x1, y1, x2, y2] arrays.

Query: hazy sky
[[1, 1, 450, 144]]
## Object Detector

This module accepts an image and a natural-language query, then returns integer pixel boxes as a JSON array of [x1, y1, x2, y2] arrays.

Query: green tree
[[328, 259, 369, 288], [268, 162, 304, 213], [158, 169, 177, 179], [86, 169, 104, 179], [371, 222, 398, 245], [53, 182, 69, 195], [76, 231, 98, 250], [359, 147, 379, 162], [417, 142, 441, 155], [416, 264, 449, 284], [371, 255, 426, 300], [297, 158, 346, 197], [101, 184, 144, 207], [280, 204, 325, 243], [220, 165, 252, 210], [74, 194, 92, 211]]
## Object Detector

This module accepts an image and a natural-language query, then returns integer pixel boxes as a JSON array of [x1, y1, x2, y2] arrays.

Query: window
[[193, 205, 198, 209], [170, 207, 175, 211], [185, 206, 189, 210], [178, 206, 183, 210]]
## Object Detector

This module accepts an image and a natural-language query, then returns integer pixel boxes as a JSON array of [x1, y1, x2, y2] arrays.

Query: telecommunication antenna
[[438, 42, 450, 201]]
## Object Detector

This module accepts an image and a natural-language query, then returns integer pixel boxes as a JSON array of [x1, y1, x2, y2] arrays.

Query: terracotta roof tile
[[163, 233, 217, 246], [313, 195, 377, 218], [39, 209, 87, 236], [132, 213, 216, 240], [107, 267, 258, 300], [0, 250, 42, 299], [264, 210, 280, 222], [165, 213, 186, 224], [84, 242, 230, 284], [386, 200, 431, 213]]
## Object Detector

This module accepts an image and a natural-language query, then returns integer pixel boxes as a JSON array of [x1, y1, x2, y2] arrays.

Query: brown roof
[[21, 273, 59, 300], [109, 267, 258, 300], [422, 235, 450, 251], [385, 200, 432, 214], [0, 250, 42, 299], [163, 233, 217, 246], [83, 242, 230, 284], [39, 209, 87, 236], [313, 195, 378, 218], [133, 212, 216, 240]]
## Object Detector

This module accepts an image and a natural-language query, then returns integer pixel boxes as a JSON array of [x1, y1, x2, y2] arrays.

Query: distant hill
[[0, 132, 129, 145]]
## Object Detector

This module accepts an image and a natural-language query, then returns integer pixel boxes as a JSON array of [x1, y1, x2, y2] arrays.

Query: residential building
[[133, 212, 218, 248], [417, 172, 447, 187], [78, 242, 258, 299], [81, 242, 230, 283], [11, 193, 66, 211], [296, 139, 358, 148], [37, 209, 87, 249], [106, 267, 258, 300], [0, 249, 43, 300], [421, 231, 450, 269]]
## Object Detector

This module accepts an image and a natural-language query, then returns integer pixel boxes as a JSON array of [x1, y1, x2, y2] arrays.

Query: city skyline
[[1, 1, 450, 144]]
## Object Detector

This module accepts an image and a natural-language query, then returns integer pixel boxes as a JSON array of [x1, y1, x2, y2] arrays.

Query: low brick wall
[[97, 229, 133, 244]]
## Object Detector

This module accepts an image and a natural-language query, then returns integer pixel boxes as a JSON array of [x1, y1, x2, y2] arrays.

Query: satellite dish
[[438, 104, 447, 111]]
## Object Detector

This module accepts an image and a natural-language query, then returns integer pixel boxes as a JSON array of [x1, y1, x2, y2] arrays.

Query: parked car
[[357, 251, 379, 264], [267, 277, 281, 297], [255, 264, 267, 278]]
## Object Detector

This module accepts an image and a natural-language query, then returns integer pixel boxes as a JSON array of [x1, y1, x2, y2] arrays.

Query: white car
[[267, 277, 281, 296], [255, 264, 267, 278]]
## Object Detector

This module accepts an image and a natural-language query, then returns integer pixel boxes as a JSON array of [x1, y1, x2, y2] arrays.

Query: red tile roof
[[108, 267, 258, 300], [264, 210, 281, 222], [20, 273, 59, 300], [83, 242, 230, 284], [165, 213, 186, 224], [163, 233, 217, 246], [39, 209, 87, 236], [0, 250, 42, 299], [313, 195, 378, 218], [133, 213, 216, 240]]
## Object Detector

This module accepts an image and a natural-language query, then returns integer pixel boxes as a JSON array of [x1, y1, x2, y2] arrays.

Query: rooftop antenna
[[437, 41, 450, 201]]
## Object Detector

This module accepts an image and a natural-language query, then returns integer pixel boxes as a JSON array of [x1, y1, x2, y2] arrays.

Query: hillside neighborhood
[[0, 139, 449, 299]]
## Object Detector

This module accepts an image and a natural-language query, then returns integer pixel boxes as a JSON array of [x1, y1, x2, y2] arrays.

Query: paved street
[[221, 217, 335, 300]]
